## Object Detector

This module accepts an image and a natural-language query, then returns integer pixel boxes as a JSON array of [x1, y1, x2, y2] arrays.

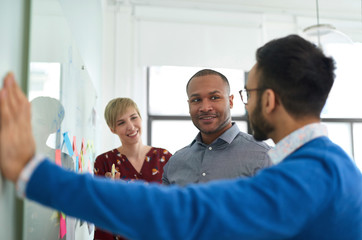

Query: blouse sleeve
[[162, 149, 173, 163], [94, 154, 107, 177]]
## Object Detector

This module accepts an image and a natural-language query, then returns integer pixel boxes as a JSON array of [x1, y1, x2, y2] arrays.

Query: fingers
[[1, 72, 29, 125], [0, 72, 35, 182], [0, 73, 14, 126], [4, 73, 17, 117], [105, 171, 121, 180], [7, 72, 30, 119]]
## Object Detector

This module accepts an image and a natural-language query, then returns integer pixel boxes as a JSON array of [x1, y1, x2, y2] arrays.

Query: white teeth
[[128, 131, 137, 136], [201, 116, 213, 120]]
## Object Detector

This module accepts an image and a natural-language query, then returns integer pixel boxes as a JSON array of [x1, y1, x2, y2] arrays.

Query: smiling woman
[[93, 97, 172, 240]]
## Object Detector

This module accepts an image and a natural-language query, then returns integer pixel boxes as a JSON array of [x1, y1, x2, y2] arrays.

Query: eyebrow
[[189, 90, 222, 98], [116, 119, 124, 124], [116, 113, 138, 123]]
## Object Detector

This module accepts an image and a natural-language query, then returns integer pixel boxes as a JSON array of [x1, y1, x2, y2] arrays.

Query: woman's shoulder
[[149, 147, 172, 156], [96, 148, 120, 160]]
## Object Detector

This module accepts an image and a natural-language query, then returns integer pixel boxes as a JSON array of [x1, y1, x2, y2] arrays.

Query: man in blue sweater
[[0, 34, 361, 240]]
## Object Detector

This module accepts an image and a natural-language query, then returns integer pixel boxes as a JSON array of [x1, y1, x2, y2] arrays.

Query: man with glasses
[[162, 69, 272, 186], [1, 34, 361, 239]]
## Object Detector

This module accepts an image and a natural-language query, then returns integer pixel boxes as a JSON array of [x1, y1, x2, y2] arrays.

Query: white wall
[[100, 1, 362, 152]]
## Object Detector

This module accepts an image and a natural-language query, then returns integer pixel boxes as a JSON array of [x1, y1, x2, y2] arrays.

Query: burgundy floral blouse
[[93, 147, 172, 240]]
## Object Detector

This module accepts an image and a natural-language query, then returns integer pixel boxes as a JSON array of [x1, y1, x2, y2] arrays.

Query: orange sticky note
[[55, 149, 62, 166], [79, 155, 84, 172]]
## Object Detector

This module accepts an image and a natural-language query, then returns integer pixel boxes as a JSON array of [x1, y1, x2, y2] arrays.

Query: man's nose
[[200, 100, 213, 112]]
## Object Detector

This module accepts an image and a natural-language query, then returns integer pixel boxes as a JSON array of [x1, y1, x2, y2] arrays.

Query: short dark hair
[[255, 34, 335, 118], [186, 69, 230, 95]]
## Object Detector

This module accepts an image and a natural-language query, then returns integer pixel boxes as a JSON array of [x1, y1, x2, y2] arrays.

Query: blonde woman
[[93, 98, 172, 240]]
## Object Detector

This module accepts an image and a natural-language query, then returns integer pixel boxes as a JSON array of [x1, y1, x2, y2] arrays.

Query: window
[[320, 43, 362, 170]]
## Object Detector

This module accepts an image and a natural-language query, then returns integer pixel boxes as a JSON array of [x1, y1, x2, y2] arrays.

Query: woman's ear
[[110, 127, 116, 134]]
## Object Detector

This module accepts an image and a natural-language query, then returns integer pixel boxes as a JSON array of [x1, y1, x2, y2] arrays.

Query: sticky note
[[63, 132, 74, 156], [59, 212, 66, 238], [55, 149, 62, 166], [111, 164, 115, 178]]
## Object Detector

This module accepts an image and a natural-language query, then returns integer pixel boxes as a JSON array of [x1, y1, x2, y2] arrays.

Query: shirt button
[[208, 147, 212, 150], [202, 172, 206, 176]]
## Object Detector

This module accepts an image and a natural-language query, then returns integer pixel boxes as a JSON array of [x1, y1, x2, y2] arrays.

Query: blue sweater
[[26, 136, 362, 239]]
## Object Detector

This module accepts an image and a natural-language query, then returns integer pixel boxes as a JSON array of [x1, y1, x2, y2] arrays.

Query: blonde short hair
[[104, 98, 141, 130]]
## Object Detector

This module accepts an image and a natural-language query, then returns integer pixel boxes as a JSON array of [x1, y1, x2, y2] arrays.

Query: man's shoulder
[[171, 144, 193, 157], [234, 131, 271, 151]]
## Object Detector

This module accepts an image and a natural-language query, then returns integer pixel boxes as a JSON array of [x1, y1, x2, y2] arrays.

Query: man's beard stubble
[[249, 97, 274, 141]]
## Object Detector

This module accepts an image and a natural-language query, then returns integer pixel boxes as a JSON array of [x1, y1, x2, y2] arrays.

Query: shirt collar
[[194, 122, 239, 145], [268, 123, 328, 165]]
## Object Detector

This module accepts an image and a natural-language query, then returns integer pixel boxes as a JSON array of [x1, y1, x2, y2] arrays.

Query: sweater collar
[[268, 123, 328, 164]]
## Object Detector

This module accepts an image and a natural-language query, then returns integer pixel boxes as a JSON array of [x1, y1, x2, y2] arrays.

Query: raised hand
[[0, 73, 36, 182]]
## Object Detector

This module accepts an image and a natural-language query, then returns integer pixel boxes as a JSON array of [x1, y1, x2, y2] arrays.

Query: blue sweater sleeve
[[26, 146, 362, 240], [25, 159, 325, 239]]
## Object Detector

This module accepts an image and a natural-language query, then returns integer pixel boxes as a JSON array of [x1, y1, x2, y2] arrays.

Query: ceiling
[[128, 0, 362, 22]]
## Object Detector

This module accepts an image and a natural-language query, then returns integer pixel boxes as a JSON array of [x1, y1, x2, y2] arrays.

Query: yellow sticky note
[[111, 164, 115, 178]]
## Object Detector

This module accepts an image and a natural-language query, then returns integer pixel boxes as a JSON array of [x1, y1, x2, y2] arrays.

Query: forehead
[[187, 74, 227, 96], [246, 64, 259, 88], [117, 107, 137, 119]]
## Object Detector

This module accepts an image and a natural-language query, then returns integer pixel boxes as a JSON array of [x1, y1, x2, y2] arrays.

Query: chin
[[250, 126, 268, 142]]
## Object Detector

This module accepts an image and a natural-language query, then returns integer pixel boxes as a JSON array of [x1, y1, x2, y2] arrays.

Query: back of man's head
[[255, 34, 335, 119]]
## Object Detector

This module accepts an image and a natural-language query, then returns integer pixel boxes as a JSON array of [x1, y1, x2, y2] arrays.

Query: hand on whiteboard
[[0, 72, 36, 182]]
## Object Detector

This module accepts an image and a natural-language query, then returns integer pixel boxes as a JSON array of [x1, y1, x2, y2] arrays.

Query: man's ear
[[229, 94, 234, 109], [263, 89, 277, 114]]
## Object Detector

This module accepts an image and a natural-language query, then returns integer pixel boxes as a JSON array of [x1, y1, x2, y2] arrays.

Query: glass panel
[[149, 66, 245, 116], [25, 1, 98, 239], [323, 122, 353, 159], [353, 123, 362, 171], [29, 62, 61, 101]]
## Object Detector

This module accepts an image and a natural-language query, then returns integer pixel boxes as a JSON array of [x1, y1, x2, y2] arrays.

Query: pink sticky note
[[81, 138, 86, 155], [88, 157, 92, 173], [72, 136, 78, 156], [59, 212, 66, 239]]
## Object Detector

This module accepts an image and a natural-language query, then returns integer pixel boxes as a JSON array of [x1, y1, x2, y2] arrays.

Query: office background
[[1, 0, 362, 239]]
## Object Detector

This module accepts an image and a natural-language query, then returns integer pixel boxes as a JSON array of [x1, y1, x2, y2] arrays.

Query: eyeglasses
[[239, 88, 266, 105]]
